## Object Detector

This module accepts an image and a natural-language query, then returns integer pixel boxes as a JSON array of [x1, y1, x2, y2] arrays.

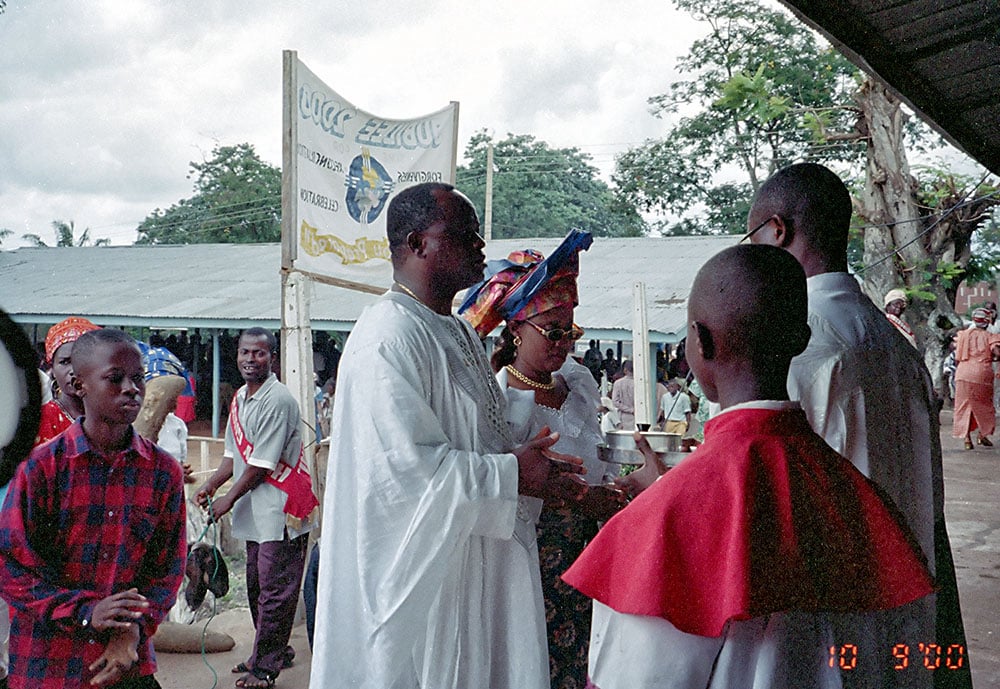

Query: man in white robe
[[309, 182, 573, 689], [749, 162, 970, 689]]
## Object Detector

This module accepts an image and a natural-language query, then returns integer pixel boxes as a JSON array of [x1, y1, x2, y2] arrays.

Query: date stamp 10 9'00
[[829, 643, 967, 672]]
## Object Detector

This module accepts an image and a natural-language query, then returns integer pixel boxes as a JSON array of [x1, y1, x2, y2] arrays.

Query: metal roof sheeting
[[0, 236, 738, 343], [779, 0, 1000, 176]]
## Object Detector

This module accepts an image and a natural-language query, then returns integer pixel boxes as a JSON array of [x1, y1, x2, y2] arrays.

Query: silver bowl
[[604, 430, 681, 453], [598, 431, 686, 467]]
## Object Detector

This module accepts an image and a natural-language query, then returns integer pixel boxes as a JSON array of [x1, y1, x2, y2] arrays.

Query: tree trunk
[[855, 79, 960, 395]]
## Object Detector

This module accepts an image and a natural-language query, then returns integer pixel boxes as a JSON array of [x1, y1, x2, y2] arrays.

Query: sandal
[[235, 668, 276, 689], [964, 439, 975, 450], [979, 435, 993, 447], [232, 649, 293, 674]]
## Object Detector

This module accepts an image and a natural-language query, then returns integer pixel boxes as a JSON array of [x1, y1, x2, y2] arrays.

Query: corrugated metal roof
[[0, 235, 738, 343], [779, 0, 1000, 176]]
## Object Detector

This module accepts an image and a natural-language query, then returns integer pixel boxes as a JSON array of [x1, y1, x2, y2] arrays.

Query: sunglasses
[[740, 214, 776, 243], [524, 320, 585, 342]]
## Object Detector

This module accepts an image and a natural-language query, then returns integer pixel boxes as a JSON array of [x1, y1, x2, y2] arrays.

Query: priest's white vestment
[[308, 292, 549, 689], [788, 272, 970, 689]]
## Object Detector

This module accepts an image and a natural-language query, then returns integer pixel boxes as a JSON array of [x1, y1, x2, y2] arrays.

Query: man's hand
[[205, 491, 235, 522], [513, 427, 586, 498], [194, 483, 216, 509], [90, 589, 148, 631], [89, 623, 140, 686], [181, 462, 197, 484]]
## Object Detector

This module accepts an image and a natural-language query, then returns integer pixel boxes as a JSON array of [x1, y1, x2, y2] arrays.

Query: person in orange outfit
[[952, 307, 1000, 449]]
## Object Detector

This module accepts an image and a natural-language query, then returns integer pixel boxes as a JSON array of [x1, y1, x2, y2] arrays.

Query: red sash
[[229, 393, 319, 524]]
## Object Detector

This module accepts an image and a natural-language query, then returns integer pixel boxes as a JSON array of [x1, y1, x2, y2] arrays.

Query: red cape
[[562, 406, 934, 638]]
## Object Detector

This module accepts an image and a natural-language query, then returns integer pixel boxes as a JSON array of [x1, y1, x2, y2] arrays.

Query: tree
[[613, 0, 859, 234], [21, 220, 109, 247], [852, 80, 1000, 391], [456, 131, 646, 239], [0, 228, 11, 247], [136, 143, 281, 244], [613, 0, 1000, 395]]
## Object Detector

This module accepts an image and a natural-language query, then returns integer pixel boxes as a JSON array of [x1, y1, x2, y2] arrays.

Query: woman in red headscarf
[[461, 232, 627, 689], [953, 307, 1000, 449], [35, 317, 100, 445]]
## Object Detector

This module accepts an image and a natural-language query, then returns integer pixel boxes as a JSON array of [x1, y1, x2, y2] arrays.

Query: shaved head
[[690, 245, 810, 373]]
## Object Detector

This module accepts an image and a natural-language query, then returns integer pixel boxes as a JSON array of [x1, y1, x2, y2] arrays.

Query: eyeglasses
[[524, 320, 585, 342], [740, 215, 776, 243]]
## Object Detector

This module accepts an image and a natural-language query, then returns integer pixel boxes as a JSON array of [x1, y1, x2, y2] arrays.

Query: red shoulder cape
[[562, 407, 934, 637]]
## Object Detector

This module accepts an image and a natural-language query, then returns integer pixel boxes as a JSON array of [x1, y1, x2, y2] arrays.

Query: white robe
[[589, 601, 957, 689], [788, 272, 969, 689], [309, 292, 549, 689]]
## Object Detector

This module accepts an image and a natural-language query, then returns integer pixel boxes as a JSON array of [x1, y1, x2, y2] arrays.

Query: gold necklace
[[394, 281, 424, 304], [505, 364, 555, 391]]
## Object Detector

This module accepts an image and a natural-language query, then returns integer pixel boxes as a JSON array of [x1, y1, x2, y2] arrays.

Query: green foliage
[[456, 131, 647, 239], [613, 0, 861, 234], [21, 220, 109, 248], [966, 217, 1000, 284], [136, 143, 281, 245], [918, 167, 1000, 286]]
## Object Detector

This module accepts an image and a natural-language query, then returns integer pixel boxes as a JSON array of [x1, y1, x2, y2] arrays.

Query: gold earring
[[513, 335, 522, 347]]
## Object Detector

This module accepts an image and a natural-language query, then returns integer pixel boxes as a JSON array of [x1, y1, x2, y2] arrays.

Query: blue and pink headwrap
[[459, 230, 592, 337]]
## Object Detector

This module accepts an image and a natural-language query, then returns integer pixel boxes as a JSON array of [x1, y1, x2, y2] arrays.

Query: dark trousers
[[303, 542, 320, 650], [246, 533, 309, 675]]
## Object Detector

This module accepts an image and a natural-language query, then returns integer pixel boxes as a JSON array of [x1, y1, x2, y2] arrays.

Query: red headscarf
[[44, 317, 100, 364]]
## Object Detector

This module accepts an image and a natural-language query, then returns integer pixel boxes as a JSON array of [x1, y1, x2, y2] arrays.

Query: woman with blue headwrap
[[462, 231, 627, 689]]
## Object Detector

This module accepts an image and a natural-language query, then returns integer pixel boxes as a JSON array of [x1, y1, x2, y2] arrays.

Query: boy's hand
[[89, 623, 140, 686], [182, 462, 196, 484], [615, 431, 669, 498], [90, 589, 148, 631]]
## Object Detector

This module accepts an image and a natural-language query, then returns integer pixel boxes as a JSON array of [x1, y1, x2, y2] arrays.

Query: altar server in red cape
[[563, 244, 936, 689]]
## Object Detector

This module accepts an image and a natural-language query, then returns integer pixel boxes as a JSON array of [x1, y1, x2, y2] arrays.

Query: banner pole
[[279, 50, 319, 528], [281, 49, 298, 271], [449, 100, 460, 185]]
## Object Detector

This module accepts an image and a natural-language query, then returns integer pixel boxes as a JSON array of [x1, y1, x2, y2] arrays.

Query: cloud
[[0, 0, 705, 245]]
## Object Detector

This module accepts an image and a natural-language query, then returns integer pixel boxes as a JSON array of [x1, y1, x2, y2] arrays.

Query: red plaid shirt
[[0, 420, 186, 689]]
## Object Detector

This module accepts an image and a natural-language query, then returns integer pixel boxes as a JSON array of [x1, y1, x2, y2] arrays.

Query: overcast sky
[[0, 0, 716, 246]]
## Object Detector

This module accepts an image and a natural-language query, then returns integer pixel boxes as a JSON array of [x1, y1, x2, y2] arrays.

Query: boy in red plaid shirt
[[0, 329, 186, 689]]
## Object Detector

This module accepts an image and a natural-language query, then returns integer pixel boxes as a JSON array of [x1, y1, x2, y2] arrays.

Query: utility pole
[[484, 143, 494, 240]]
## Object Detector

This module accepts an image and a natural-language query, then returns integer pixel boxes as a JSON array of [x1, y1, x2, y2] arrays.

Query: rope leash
[[197, 493, 222, 689]]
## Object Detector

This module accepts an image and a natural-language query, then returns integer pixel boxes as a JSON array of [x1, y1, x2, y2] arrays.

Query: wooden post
[[632, 282, 652, 429]]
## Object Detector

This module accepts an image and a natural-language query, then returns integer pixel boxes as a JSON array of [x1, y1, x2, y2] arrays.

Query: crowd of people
[[0, 168, 975, 689]]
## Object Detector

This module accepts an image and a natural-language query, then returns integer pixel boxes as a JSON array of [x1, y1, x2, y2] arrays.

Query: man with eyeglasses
[[309, 182, 582, 689], [748, 162, 970, 689]]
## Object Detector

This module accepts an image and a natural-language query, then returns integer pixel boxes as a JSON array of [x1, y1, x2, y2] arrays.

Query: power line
[[859, 175, 1000, 273]]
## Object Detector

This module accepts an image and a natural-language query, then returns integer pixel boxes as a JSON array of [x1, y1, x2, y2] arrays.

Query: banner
[[285, 53, 459, 276]]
